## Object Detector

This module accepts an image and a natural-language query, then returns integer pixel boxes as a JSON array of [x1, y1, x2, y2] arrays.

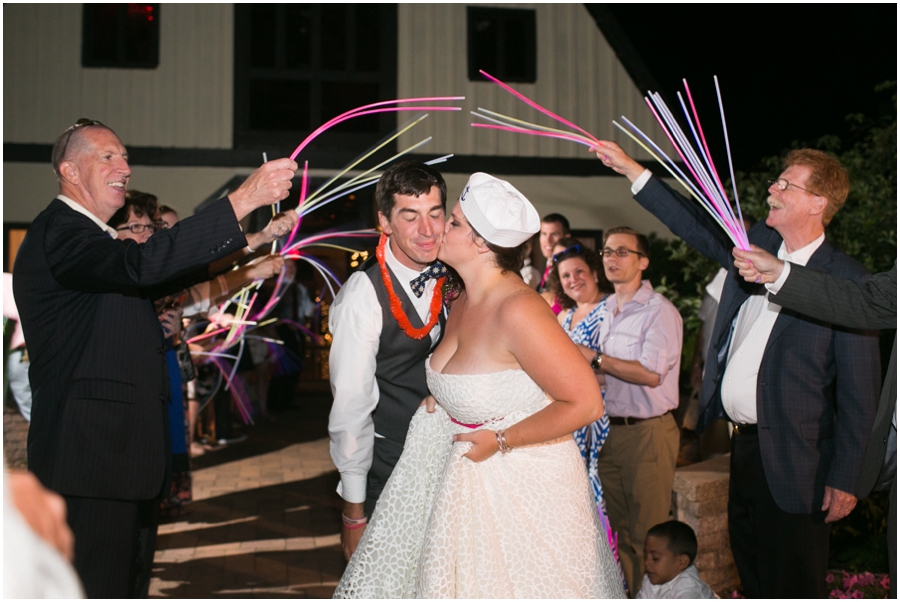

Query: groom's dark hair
[[376, 161, 447, 219]]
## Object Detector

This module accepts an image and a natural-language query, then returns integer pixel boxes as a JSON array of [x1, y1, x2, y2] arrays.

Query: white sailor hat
[[458, 173, 540, 247]]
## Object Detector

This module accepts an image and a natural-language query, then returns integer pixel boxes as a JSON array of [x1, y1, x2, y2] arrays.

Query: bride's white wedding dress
[[333, 357, 625, 598]]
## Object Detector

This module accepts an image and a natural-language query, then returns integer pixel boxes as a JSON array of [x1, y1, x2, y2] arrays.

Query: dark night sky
[[605, 4, 897, 172]]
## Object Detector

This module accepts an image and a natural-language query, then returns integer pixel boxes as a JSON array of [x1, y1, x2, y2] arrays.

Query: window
[[82, 4, 160, 69], [467, 7, 536, 83], [234, 4, 398, 150]]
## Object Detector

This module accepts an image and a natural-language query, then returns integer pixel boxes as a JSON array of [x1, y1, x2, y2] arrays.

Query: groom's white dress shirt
[[328, 241, 441, 504]]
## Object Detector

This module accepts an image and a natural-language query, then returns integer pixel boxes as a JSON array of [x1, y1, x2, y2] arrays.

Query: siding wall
[[3, 3, 233, 148], [396, 3, 665, 159], [4, 3, 677, 236]]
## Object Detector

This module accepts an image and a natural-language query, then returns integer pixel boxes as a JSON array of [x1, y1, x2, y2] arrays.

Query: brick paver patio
[[149, 386, 345, 598]]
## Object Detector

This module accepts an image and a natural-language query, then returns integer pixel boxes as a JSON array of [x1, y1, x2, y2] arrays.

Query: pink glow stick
[[682, 81, 743, 238], [479, 70, 600, 145], [284, 161, 309, 250], [645, 98, 743, 243], [471, 123, 597, 147], [289, 97, 464, 160], [186, 327, 229, 345]]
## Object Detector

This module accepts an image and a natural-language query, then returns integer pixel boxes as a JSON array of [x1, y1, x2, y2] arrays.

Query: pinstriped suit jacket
[[771, 263, 896, 498], [634, 176, 881, 513], [13, 197, 246, 500]]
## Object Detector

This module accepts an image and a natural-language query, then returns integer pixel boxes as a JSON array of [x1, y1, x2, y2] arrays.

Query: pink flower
[[843, 573, 860, 589], [879, 574, 891, 589], [826, 573, 835, 584], [849, 591, 863, 599], [829, 588, 845, 598], [857, 572, 875, 587]]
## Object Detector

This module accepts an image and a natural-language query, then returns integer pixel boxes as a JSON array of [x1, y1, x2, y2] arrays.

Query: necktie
[[409, 262, 448, 298]]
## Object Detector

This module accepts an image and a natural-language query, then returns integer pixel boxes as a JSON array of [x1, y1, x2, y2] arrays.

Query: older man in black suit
[[734, 250, 897, 598], [594, 142, 881, 598], [13, 119, 297, 597]]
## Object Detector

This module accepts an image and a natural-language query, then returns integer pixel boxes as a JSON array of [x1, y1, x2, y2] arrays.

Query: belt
[[731, 423, 757, 435], [608, 413, 669, 426]]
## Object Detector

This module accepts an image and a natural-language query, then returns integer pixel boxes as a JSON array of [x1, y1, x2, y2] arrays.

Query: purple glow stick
[[651, 93, 724, 209], [714, 76, 748, 248], [479, 70, 600, 145], [471, 123, 596, 147], [289, 97, 464, 161], [645, 98, 743, 244]]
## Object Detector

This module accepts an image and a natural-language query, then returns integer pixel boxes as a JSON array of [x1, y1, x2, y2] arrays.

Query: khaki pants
[[597, 412, 679, 595]]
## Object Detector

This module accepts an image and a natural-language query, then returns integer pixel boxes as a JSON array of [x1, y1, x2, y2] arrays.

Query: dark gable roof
[[582, 5, 661, 97]]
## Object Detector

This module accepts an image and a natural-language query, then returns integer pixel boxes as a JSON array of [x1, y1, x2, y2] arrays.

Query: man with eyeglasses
[[594, 142, 880, 598], [591, 225, 683, 595], [12, 119, 297, 598]]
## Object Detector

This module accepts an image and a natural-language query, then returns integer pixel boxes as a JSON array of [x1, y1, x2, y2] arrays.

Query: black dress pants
[[728, 430, 831, 598], [65, 496, 157, 598]]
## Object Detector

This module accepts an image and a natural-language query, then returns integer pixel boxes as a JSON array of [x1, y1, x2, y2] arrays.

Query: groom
[[328, 161, 448, 560]]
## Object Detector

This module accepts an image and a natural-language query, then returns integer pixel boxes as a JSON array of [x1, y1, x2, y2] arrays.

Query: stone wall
[[672, 454, 740, 595]]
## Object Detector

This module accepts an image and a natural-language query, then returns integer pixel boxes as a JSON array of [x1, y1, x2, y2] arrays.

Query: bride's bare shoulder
[[496, 282, 555, 323]]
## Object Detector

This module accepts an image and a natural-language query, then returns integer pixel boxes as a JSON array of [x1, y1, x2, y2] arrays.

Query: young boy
[[636, 520, 716, 598]]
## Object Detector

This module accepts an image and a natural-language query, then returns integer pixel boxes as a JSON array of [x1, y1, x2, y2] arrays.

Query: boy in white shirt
[[636, 520, 716, 599]]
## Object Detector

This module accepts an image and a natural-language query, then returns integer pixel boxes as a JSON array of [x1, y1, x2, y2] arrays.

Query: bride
[[334, 173, 625, 598]]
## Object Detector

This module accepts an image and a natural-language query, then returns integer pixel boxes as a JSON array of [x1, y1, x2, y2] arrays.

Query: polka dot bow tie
[[409, 261, 448, 298]]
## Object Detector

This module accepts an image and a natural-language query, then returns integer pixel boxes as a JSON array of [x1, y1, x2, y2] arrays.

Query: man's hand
[[590, 140, 646, 182], [158, 306, 184, 342], [340, 501, 366, 561], [822, 486, 857, 523], [7, 470, 75, 562], [244, 255, 285, 281], [246, 209, 300, 251], [454, 429, 499, 463], [228, 158, 298, 221], [732, 245, 785, 284]]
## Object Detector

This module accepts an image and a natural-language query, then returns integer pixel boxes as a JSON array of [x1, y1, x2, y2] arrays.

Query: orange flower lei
[[376, 234, 445, 340]]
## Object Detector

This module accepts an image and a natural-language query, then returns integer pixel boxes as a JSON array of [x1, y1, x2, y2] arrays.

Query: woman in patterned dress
[[547, 241, 617, 543]]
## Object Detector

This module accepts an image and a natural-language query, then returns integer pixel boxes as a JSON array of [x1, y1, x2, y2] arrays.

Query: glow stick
[[714, 76, 748, 247], [619, 77, 750, 249], [472, 123, 597, 147], [472, 108, 596, 143], [648, 91, 743, 245], [303, 113, 430, 210], [613, 121, 737, 242], [644, 96, 742, 243], [478, 70, 600, 145], [289, 97, 464, 161]]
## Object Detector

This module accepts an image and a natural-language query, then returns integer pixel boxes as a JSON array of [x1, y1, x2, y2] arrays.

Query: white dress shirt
[[328, 241, 441, 504], [721, 234, 825, 423], [635, 565, 715, 599]]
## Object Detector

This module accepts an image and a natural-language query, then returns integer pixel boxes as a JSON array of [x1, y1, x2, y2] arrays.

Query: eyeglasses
[[768, 178, 818, 196], [117, 221, 166, 234], [602, 247, 645, 258], [551, 244, 582, 264], [59, 118, 104, 163]]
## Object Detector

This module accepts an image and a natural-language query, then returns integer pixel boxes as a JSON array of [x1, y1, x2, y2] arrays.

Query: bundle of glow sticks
[[615, 77, 749, 250], [471, 70, 602, 149], [187, 98, 463, 423]]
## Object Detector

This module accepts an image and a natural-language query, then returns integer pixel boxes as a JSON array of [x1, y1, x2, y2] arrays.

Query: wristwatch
[[590, 351, 603, 372]]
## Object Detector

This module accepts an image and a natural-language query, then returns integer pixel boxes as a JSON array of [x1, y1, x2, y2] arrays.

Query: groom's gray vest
[[362, 256, 444, 445]]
